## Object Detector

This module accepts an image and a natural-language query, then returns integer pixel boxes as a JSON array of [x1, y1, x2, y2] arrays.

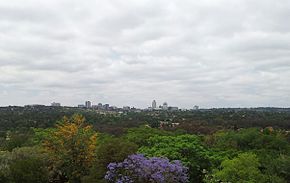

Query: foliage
[[206, 128, 290, 181], [32, 128, 56, 145], [258, 152, 290, 182], [105, 154, 189, 183], [0, 129, 34, 151], [1, 106, 290, 133], [83, 137, 138, 182], [0, 151, 11, 182], [125, 126, 174, 147], [0, 146, 49, 183], [10, 156, 48, 183], [205, 152, 268, 183], [44, 114, 97, 183], [207, 128, 290, 153], [1, 108, 290, 182], [138, 134, 210, 182]]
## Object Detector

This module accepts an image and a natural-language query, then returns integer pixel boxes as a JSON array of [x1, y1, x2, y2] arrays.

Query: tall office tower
[[152, 100, 157, 109], [85, 101, 92, 108], [162, 102, 168, 110]]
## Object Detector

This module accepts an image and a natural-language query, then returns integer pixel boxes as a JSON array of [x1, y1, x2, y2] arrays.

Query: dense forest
[[0, 106, 290, 182]]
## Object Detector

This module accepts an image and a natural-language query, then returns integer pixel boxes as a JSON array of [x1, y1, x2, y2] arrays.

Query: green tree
[[82, 138, 138, 182], [125, 126, 173, 147], [0, 146, 49, 183], [1, 129, 34, 151], [0, 151, 11, 182], [10, 157, 48, 183], [208, 128, 289, 153], [206, 153, 267, 183], [259, 153, 290, 183]]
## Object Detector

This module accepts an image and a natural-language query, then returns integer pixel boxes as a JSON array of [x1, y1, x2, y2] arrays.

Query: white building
[[85, 101, 92, 108], [162, 102, 168, 110], [152, 100, 157, 109]]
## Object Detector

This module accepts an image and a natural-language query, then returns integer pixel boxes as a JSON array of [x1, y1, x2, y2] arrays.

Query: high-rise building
[[152, 100, 157, 109], [85, 101, 92, 108], [162, 102, 168, 110]]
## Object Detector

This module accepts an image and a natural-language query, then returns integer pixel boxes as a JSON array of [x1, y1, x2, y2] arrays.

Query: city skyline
[[1, 0, 290, 108], [3, 98, 289, 110], [1, 97, 288, 109]]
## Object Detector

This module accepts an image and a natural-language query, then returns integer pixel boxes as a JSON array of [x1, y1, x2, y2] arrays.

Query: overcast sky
[[0, 0, 290, 108]]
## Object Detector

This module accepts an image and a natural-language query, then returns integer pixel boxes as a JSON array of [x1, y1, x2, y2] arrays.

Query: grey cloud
[[0, 0, 290, 108]]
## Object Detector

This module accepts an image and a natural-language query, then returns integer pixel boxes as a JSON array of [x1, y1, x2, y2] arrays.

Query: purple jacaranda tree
[[105, 154, 189, 183]]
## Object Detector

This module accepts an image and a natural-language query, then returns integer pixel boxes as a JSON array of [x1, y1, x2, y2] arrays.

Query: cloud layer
[[1, 0, 290, 108]]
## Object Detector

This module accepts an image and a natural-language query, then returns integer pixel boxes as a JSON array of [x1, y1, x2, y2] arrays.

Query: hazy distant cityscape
[[49, 100, 200, 112], [14, 100, 288, 114]]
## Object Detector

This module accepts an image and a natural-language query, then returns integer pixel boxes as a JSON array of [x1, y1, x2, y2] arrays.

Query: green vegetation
[[139, 135, 211, 182], [0, 106, 289, 182], [205, 153, 268, 183]]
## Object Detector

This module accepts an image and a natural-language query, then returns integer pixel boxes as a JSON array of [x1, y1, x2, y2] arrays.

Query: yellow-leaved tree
[[44, 114, 97, 183]]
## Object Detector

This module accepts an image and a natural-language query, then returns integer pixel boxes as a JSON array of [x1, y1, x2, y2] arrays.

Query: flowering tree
[[44, 114, 97, 183], [138, 134, 211, 182], [105, 154, 189, 183]]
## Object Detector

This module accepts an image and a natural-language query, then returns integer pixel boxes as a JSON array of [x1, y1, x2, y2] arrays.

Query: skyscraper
[[85, 101, 92, 108], [152, 100, 157, 109]]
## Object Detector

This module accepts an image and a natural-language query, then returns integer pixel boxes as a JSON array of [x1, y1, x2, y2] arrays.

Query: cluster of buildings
[[51, 102, 61, 107], [149, 100, 199, 111], [76, 100, 181, 112], [148, 100, 178, 111], [50, 100, 199, 112], [77, 101, 138, 112], [78, 101, 117, 110]]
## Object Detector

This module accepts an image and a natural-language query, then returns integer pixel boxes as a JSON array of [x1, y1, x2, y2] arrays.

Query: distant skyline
[[1, 0, 290, 108]]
